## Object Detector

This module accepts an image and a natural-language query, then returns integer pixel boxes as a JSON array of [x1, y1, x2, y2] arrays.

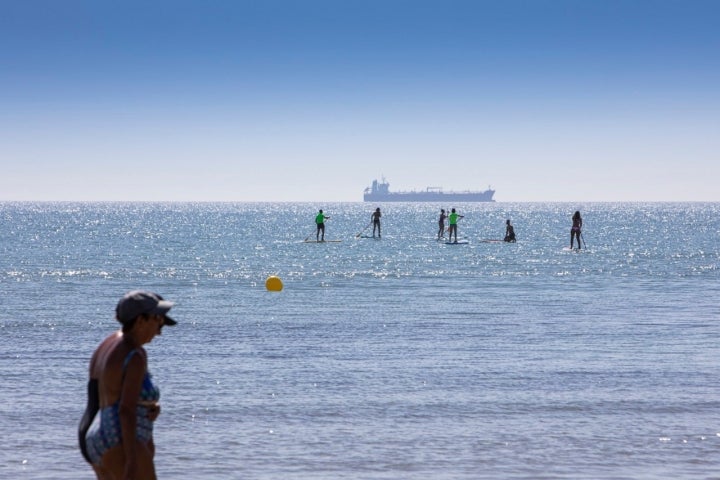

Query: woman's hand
[[145, 402, 161, 421]]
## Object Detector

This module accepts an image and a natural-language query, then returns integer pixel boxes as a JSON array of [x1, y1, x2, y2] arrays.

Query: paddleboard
[[303, 240, 342, 243], [445, 241, 469, 245], [562, 246, 581, 251], [480, 239, 504, 243], [358, 235, 381, 239]]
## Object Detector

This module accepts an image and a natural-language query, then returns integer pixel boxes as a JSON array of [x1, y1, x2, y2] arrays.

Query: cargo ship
[[363, 178, 495, 202]]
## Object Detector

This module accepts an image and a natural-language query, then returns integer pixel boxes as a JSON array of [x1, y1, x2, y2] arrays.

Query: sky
[[1, 0, 719, 202]]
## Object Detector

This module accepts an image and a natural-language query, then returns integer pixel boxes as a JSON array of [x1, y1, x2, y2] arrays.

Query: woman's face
[[139, 313, 165, 343]]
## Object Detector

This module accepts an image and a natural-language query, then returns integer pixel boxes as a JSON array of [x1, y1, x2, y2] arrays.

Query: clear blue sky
[[1, 0, 718, 202]]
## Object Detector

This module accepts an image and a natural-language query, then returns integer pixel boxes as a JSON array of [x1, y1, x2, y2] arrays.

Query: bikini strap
[[122, 349, 139, 372]]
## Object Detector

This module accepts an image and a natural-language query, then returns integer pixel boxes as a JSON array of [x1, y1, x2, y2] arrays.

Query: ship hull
[[364, 191, 495, 202], [363, 178, 495, 202]]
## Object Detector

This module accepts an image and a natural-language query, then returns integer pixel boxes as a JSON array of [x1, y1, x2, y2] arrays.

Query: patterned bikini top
[[123, 349, 160, 404]]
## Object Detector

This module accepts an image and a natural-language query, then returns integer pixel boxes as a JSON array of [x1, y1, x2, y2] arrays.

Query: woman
[[371, 207, 382, 238], [79, 290, 176, 480], [570, 211, 583, 249]]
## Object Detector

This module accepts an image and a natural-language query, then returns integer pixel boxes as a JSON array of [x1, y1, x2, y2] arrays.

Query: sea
[[1, 201, 719, 480]]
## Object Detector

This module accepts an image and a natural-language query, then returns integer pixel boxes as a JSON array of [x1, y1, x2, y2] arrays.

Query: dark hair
[[121, 316, 138, 333]]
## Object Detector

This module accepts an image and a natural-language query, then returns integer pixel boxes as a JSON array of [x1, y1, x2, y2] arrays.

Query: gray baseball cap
[[115, 290, 176, 326]]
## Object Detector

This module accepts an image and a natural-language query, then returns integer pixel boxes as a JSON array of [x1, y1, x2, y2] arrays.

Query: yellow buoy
[[265, 275, 283, 292]]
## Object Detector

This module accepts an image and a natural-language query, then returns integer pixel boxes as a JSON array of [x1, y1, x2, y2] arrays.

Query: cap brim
[[152, 300, 176, 326]]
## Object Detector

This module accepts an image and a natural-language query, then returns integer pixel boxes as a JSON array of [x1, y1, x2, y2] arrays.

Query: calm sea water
[[1, 202, 719, 479]]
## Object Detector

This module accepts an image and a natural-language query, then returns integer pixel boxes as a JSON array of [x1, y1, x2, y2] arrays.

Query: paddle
[[580, 231, 587, 249], [304, 223, 322, 242], [355, 221, 372, 238], [446, 215, 464, 233]]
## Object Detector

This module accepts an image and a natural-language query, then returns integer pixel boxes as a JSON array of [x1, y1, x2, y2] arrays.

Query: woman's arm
[[78, 378, 99, 463], [118, 350, 146, 479]]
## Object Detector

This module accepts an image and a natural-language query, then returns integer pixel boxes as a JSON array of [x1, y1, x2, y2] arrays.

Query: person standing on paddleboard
[[504, 219, 516, 242], [437, 209, 447, 240], [370, 207, 382, 238], [448, 208, 464, 243], [316, 209, 329, 242], [570, 210, 582, 249]]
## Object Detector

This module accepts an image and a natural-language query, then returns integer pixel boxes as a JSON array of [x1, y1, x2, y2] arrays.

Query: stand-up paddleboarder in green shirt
[[448, 208, 464, 243], [316, 209, 329, 242]]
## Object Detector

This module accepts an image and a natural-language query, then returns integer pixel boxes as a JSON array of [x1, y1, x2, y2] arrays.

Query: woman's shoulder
[[90, 332, 121, 364], [91, 334, 147, 375]]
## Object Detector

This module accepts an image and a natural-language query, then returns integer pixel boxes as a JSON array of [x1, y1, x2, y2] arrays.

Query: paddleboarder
[[437, 209, 447, 240], [570, 210, 582, 249], [371, 207, 382, 238], [504, 219, 516, 242], [316, 209, 329, 242], [448, 208, 464, 243]]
